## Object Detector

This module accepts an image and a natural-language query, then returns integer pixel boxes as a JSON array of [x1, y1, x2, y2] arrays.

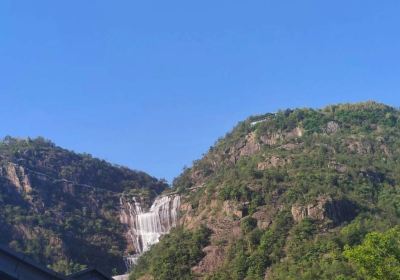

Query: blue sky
[[1, 1, 400, 182]]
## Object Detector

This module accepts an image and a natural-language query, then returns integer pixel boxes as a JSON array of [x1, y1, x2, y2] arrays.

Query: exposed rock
[[291, 199, 326, 223], [286, 127, 304, 138], [190, 169, 207, 185], [325, 121, 340, 134], [347, 139, 374, 154], [380, 144, 390, 156], [180, 196, 241, 275], [5, 163, 22, 190], [280, 143, 302, 151], [137, 275, 154, 280], [257, 156, 291, 171], [259, 127, 303, 146], [376, 136, 391, 156], [257, 162, 268, 171], [239, 132, 261, 157], [328, 161, 348, 173], [0, 137, 169, 275], [119, 194, 181, 263], [2, 163, 32, 194], [192, 245, 225, 274], [223, 201, 243, 218], [291, 197, 357, 225], [252, 209, 273, 230], [260, 133, 280, 146], [180, 202, 193, 212], [226, 132, 262, 163]]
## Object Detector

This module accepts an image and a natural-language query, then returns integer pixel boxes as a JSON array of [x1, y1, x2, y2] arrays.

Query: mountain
[[0, 136, 168, 275], [130, 101, 400, 280]]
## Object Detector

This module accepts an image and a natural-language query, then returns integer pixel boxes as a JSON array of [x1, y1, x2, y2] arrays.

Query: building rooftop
[[0, 245, 113, 280]]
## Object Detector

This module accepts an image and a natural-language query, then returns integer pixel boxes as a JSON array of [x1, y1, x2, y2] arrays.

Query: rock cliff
[[0, 137, 168, 275], [131, 102, 400, 280]]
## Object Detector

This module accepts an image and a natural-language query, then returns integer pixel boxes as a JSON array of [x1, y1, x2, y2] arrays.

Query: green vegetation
[[0, 137, 168, 275], [156, 102, 400, 279], [344, 226, 400, 280], [130, 226, 211, 280], [49, 260, 87, 275], [0, 136, 166, 194], [3, 102, 400, 279], [207, 210, 293, 280]]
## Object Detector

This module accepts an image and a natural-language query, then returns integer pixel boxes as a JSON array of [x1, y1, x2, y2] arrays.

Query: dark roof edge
[[0, 245, 68, 279]]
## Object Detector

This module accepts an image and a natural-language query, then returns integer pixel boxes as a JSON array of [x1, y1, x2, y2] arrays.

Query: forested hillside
[[0, 137, 167, 275], [131, 102, 400, 280]]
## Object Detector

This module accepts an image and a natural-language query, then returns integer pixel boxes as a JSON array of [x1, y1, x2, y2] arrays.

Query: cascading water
[[120, 194, 181, 270]]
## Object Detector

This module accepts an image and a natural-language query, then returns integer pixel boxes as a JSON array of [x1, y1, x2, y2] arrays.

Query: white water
[[120, 194, 181, 269]]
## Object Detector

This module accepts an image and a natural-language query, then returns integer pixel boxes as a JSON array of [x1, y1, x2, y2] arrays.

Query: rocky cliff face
[[120, 194, 181, 268], [291, 196, 358, 225], [131, 102, 400, 280], [3, 102, 400, 280], [0, 137, 168, 275], [0, 163, 33, 194]]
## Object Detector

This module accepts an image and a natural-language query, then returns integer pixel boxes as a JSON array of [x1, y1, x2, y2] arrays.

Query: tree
[[344, 226, 400, 280]]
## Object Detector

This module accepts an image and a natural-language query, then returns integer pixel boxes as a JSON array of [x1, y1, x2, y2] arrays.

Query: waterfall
[[120, 194, 181, 269]]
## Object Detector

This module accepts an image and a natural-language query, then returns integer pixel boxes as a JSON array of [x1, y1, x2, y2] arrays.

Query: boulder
[[292, 197, 357, 225]]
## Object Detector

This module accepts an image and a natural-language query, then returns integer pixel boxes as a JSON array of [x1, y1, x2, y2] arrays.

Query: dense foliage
[[158, 102, 400, 279], [130, 226, 211, 280], [0, 137, 168, 275], [3, 102, 400, 279], [0, 136, 167, 194], [344, 226, 400, 280]]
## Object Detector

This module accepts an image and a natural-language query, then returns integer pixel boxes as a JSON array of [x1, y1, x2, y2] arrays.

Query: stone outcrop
[[225, 132, 261, 163], [286, 127, 304, 138], [291, 199, 326, 223], [325, 121, 340, 134], [346, 138, 374, 154], [260, 133, 281, 146], [192, 245, 225, 274], [252, 208, 273, 230], [240, 132, 261, 157], [328, 161, 348, 173], [291, 197, 357, 225], [0, 163, 32, 194], [227, 127, 304, 164], [223, 201, 243, 218], [119, 194, 181, 268], [257, 156, 291, 171], [259, 127, 304, 146]]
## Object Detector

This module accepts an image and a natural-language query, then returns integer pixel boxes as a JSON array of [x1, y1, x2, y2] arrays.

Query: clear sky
[[1, 1, 400, 182]]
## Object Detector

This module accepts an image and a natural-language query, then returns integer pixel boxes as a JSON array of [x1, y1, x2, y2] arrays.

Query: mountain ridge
[[0, 136, 168, 275], [2, 101, 400, 279], [131, 101, 400, 280]]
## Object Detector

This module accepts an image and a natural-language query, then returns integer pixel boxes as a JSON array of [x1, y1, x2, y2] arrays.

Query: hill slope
[[131, 101, 400, 280], [0, 137, 168, 275]]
